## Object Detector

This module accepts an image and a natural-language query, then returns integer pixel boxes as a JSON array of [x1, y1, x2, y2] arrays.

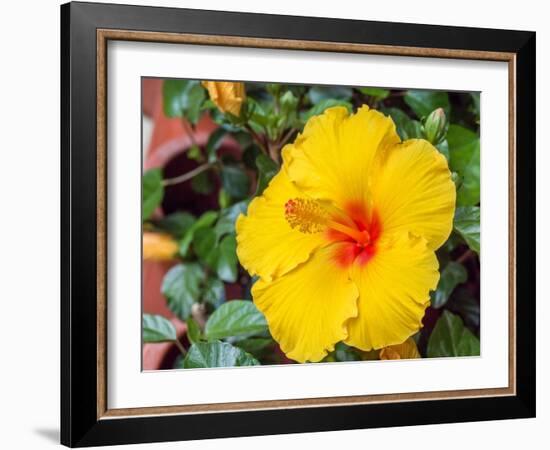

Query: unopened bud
[[423, 108, 448, 145]]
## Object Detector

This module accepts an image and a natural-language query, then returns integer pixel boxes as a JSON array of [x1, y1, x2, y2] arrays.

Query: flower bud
[[423, 107, 448, 145], [380, 338, 420, 360], [202, 81, 246, 117], [143, 232, 178, 261]]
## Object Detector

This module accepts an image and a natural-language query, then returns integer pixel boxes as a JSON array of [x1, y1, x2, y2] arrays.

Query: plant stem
[[456, 249, 474, 265], [162, 162, 215, 186], [181, 118, 199, 150], [174, 339, 187, 356], [244, 124, 268, 154], [273, 92, 280, 114], [267, 142, 280, 164], [191, 303, 207, 331], [266, 128, 297, 164], [278, 128, 297, 149]]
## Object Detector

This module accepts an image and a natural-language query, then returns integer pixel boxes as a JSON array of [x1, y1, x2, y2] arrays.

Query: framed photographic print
[[61, 1, 536, 447]]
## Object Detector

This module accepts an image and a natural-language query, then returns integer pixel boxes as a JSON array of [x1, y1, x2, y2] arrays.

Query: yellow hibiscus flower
[[202, 81, 246, 116], [236, 105, 456, 363]]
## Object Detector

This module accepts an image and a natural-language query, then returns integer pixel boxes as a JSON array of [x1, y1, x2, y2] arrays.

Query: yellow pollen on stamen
[[284, 198, 368, 244], [284, 198, 328, 234]]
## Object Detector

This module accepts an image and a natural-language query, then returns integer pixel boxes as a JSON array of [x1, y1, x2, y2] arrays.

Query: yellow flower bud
[[143, 232, 178, 261], [202, 81, 246, 116], [380, 338, 421, 360]]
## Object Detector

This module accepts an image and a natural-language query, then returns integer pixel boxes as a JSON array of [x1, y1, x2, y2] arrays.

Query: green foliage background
[[142, 79, 481, 368]]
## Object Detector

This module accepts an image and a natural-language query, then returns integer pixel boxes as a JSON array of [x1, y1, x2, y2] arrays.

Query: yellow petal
[[142, 232, 178, 261], [371, 139, 456, 250], [252, 244, 359, 362], [283, 105, 400, 210], [202, 81, 246, 116], [345, 232, 439, 351], [380, 337, 421, 360], [236, 170, 326, 282]]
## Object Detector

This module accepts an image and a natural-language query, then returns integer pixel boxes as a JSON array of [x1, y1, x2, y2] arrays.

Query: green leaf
[[456, 330, 480, 356], [255, 154, 279, 195], [302, 99, 352, 122], [446, 286, 480, 330], [179, 210, 218, 257], [279, 90, 298, 122], [192, 226, 238, 282], [157, 212, 195, 239], [309, 86, 353, 104], [436, 139, 450, 161], [234, 337, 273, 356], [333, 342, 362, 362], [186, 317, 202, 344], [384, 107, 409, 128], [142, 168, 164, 221], [266, 83, 282, 97], [202, 276, 226, 308], [404, 90, 450, 119], [454, 206, 480, 254], [214, 201, 249, 240], [247, 98, 270, 131], [440, 231, 462, 254], [221, 165, 250, 200], [142, 314, 176, 342], [431, 261, 468, 309], [162, 79, 206, 124], [205, 300, 268, 341], [216, 234, 238, 282], [233, 131, 253, 149], [427, 311, 480, 357], [383, 107, 423, 140], [161, 263, 206, 320], [402, 119, 424, 140], [206, 128, 227, 163], [173, 354, 185, 369], [195, 210, 219, 227], [242, 145, 262, 170], [190, 170, 214, 195], [211, 106, 243, 132], [447, 125, 480, 206], [358, 86, 390, 101], [218, 189, 231, 209], [201, 98, 216, 111], [183, 341, 260, 368], [192, 227, 218, 267]]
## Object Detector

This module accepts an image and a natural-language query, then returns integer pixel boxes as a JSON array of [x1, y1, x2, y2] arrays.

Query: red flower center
[[284, 198, 381, 268], [328, 202, 381, 268]]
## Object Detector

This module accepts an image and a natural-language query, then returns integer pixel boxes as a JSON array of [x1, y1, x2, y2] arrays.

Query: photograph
[[56, 1, 536, 446], [141, 78, 481, 369]]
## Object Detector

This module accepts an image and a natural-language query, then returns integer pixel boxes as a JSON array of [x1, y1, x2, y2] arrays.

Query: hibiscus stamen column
[[284, 197, 368, 244]]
